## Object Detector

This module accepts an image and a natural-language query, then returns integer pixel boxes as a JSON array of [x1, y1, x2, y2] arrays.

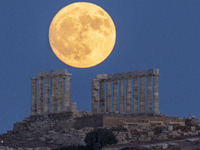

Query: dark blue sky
[[1, 0, 200, 133]]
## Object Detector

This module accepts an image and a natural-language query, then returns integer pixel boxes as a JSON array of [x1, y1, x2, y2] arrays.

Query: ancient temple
[[91, 69, 160, 114], [1, 68, 195, 150], [30, 69, 77, 115]]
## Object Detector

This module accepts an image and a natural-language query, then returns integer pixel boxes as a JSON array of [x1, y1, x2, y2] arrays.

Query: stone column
[[64, 75, 71, 111], [113, 79, 118, 113], [133, 76, 139, 113], [37, 77, 43, 115], [57, 75, 63, 113], [106, 80, 112, 113], [31, 78, 37, 116], [100, 80, 105, 113], [140, 75, 145, 113], [44, 76, 50, 113], [153, 75, 160, 114], [147, 75, 153, 112], [119, 78, 125, 114], [126, 77, 132, 113], [51, 76, 56, 113], [54, 77, 58, 113], [91, 79, 99, 113]]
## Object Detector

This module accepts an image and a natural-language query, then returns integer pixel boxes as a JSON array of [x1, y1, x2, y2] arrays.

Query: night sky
[[1, 0, 200, 133]]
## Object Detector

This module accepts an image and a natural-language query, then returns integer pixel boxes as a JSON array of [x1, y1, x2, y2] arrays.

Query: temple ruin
[[30, 69, 77, 115], [1, 68, 200, 150], [92, 69, 160, 114]]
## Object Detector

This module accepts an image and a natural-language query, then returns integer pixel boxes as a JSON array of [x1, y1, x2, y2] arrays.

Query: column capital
[[134, 75, 139, 78], [119, 77, 125, 80], [147, 74, 153, 77], [152, 74, 160, 77], [126, 76, 132, 79], [44, 76, 50, 79], [31, 77, 37, 80], [38, 76, 44, 80], [139, 75, 146, 77], [100, 79, 106, 82], [57, 74, 63, 77], [63, 75, 72, 80], [106, 79, 112, 82], [112, 78, 118, 81], [63, 73, 72, 77], [51, 75, 57, 79]]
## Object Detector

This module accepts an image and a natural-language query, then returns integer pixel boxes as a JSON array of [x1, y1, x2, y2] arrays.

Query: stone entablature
[[30, 69, 77, 116], [96, 69, 159, 80], [92, 69, 160, 114], [38, 69, 69, 77]]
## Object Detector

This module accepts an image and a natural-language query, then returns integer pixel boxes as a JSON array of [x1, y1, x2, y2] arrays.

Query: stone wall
[[103, 114, 186, 128], [74, 114, 103, 129]]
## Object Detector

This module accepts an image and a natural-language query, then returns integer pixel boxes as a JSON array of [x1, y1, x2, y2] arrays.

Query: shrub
[[84, 128, 117, 150]]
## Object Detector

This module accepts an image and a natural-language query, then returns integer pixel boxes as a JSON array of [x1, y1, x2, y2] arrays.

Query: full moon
[[49, 2, 116, 68]]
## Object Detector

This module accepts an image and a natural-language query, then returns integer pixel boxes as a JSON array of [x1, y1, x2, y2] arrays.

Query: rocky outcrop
[[0, 112, 199, 150], [113, 123, 200, 144], [0, 111, 94, 149]]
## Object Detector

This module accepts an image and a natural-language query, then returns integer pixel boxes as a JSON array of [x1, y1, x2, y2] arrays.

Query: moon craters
[[49, 2, 116, 68]]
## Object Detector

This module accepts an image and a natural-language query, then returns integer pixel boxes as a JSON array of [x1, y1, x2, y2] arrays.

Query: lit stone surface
[[106, 80, 112, 113], [91, 79, 99, 113], [57, 75, 63, 113], [31, 69, 75, 115], [153, 75, 160, 114], [31, 78, 37, 116], [38, 69, 68, 77], [96, 69, 159, 80], [140, 75, 145, 113], [113, 79, 118, 113], [119, 78, 125, 114], [147, 75, 153, 112], [93, 69, 160, 114], [37, 77, 43, 115], [51, 76, 57, 113], [133, 76, 139, 113], [70, 102, 77, 112], [126, 77, 132, 113], [44, 76, 50, 113], [100, 80, 105, 113], [64, 75, 71, 111]]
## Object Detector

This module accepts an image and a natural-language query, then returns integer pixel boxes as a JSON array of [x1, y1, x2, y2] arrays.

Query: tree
[[84, 128, 117, 150]]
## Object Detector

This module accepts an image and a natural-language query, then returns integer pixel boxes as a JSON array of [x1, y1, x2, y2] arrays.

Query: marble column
[[57, 75, 63, 113], [100, 80, 105, 113], [147, 75, 153, 112], [64, 75, 71, 111], [91, 79, 99, 113], [54, 77, 58, 113], [119, 78, 125, 114], [51, 76, 56, 113], [133, 76, 139, 113], [140, 75, 145, 113], [126, 77, 132, 113], [106, 80, 112, 113], [113, 79, 118, 113], [44, 76, 50, 113], [31, 78, 37, 116], [37, 77, 43, 115], [153, 75, 160, 114]]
